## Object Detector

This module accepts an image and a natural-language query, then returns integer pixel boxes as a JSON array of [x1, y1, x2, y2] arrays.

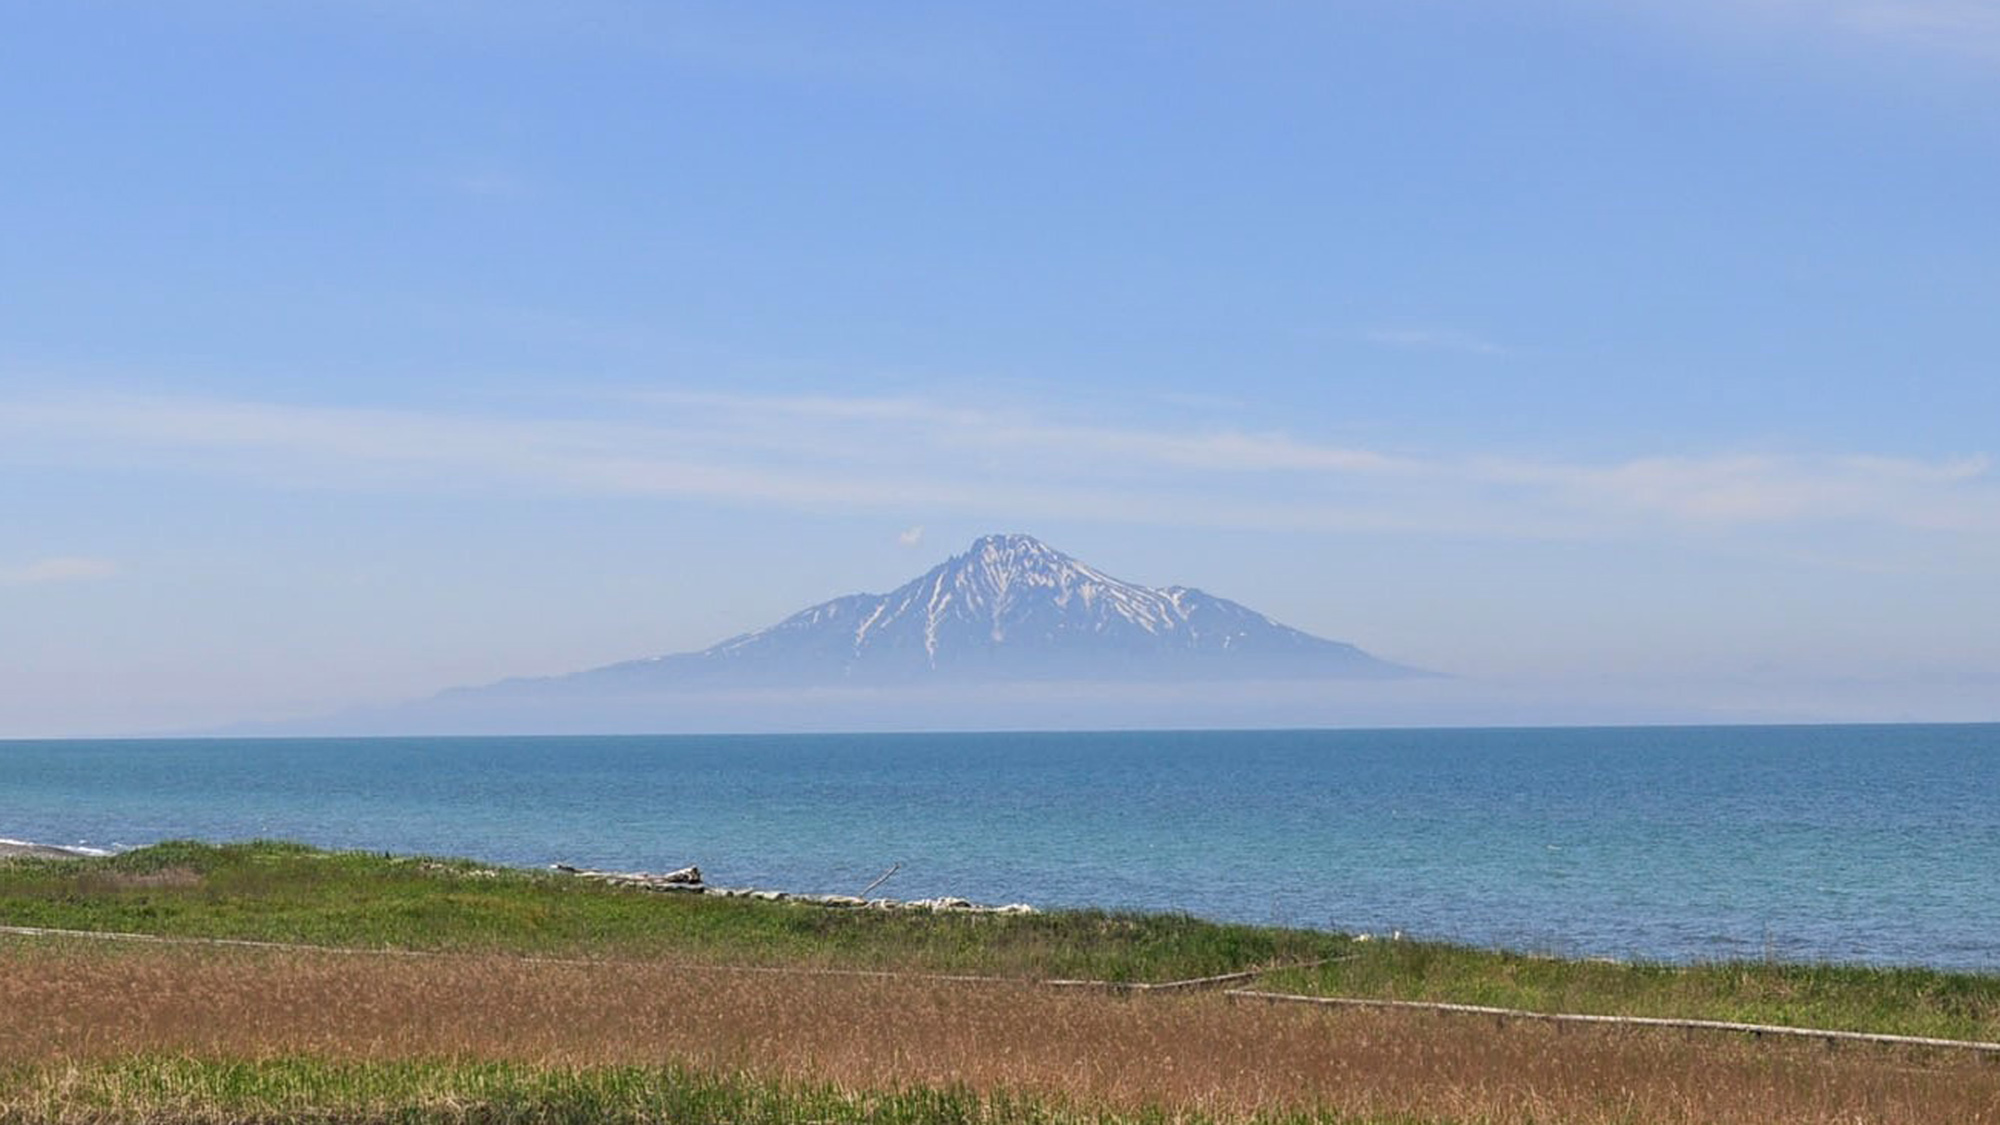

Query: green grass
[[0, 1057, 1449, 1125], [1256, 939, 2000, 1042], [8, 841, 1999, 1043], [0, 841, 1345, 982]]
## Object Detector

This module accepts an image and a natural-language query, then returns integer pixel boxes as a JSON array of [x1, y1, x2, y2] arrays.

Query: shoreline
[[0, 838, 111, 859], [1, 834, 1037, 915], [549, 862, 1038, 915], [11, 833, 2000, 975], [9, 725, 1996, 973], [11, 832, 2000, 1120]]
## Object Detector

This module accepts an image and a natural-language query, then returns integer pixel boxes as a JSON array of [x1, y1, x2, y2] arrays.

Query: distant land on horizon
[[266, 533, 1453, 736], [555, 533, 1424, 687]]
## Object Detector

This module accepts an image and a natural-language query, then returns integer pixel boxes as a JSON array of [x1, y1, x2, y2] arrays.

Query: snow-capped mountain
[[552, 533, 1418, 690]]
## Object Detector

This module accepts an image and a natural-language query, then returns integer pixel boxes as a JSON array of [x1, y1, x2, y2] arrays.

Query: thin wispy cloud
[[1363, 327, 1509, 357], [1825, 0, 2000, 50], [639, 390, 1413, 476], [0, 556, 119, 586], [1656, 0, 2000, 60], [1153, 391, 1246, 412], [1487, 452, 1997, 530], [2, 389, 1994, 557], [446, 171, 533, 200]]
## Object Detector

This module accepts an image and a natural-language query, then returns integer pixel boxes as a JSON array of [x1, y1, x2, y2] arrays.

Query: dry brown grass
[[71, 866, 204, 893], [4, 938, 1998, 1124]]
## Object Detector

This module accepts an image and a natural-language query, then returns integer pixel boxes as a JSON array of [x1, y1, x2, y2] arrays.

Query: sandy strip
[[0, 839, 101, 859]]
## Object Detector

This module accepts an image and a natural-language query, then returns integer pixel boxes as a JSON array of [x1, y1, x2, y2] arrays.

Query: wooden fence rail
[[1225, 988, 2000, 1055]]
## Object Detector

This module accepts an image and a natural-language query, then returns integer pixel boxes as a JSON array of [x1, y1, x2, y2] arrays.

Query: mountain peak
[[966, 531, 1051, 552], [577, 533, 1425, 686], [301, 533, 1437, 734], [941, 533, 1097, 601], [957, 532, 1071, 571]]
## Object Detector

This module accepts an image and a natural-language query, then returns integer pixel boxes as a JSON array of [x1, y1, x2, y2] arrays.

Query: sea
[[3, 724, 1997, 970]]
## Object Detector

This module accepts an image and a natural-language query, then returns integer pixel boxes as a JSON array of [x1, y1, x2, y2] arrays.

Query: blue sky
[[3, 1, 1997, 735]]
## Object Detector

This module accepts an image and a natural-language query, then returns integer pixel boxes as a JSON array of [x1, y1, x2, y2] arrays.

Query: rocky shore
[[551, 863, 1038, 915], [0, 839, 104, 860], [2, 837, 1036, 916]]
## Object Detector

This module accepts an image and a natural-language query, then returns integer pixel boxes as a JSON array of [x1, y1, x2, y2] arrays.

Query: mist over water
[[4, 724, 1996, 969]]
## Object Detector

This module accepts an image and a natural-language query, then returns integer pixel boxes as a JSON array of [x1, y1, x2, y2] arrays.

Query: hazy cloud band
[[1, 389, 1994, 551]]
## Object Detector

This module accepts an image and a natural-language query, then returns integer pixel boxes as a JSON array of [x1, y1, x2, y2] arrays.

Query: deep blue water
[[4, 725, 1998, 969]]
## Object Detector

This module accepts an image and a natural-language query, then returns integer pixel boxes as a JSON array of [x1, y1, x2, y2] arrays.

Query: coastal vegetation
[[4, 842, 1997, 1124], [0, 840, 1341, 981], [1259, 942, 2000, 1044]]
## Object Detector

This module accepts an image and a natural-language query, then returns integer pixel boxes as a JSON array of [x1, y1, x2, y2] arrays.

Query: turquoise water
[[3, 725, 1997, 968]]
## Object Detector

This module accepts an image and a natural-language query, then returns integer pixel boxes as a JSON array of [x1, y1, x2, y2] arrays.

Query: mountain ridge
[[504, 532, 1422, 693]]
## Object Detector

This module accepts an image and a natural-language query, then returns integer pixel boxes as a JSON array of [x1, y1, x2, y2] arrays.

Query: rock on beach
[[551, 862, 1036, 915]]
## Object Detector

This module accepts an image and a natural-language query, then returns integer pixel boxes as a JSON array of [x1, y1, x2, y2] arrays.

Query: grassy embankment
[[5, 842, 2000, 1125], [1258, 945, 2000, 1044], [0, 839, 1337, 981], [5, 841, 1996, 1037]]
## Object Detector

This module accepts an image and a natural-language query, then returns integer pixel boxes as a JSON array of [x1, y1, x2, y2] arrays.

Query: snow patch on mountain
[[578, 533, 1422, 687]]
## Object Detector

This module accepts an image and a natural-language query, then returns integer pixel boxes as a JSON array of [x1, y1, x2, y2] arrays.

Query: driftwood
[[550, 864, 703, 892], [549, 863, 1035, 915], [858, 862, 902, 898]]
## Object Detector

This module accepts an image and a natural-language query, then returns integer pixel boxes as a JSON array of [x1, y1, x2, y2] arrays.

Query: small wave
[[0, 837, 115, 857]]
